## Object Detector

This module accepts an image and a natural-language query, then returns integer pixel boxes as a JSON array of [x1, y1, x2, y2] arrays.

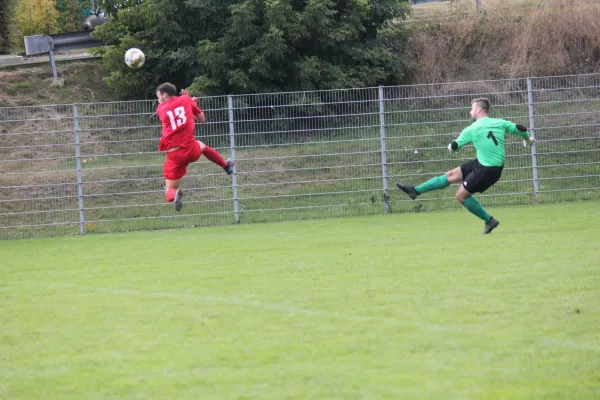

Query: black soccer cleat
[[174, 189, 183, 212], [224, 159, 236, 175], [483, 217, 500, 234], [395, 182, 419, 200]]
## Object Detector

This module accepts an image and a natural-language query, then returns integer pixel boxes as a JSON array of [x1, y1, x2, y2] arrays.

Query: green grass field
[[1, 202, 599, 399]]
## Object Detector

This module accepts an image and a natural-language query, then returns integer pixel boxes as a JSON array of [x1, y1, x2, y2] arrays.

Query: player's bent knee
[[165, 179, 181, 191], [456, 188, 470, 203], [446, 169, 461, 183], [197, 140, 206, 152]]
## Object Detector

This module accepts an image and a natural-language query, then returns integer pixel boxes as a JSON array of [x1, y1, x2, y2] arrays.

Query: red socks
[[164, 146, 228, 203], [202, 146, 228, 168], [165, 188, 177, 202]]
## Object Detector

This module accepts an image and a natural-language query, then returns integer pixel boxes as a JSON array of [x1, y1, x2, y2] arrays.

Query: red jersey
[[156, 95, 203, 151]]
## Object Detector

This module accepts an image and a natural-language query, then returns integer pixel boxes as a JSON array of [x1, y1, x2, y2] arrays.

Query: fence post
[[73, 104, 85, 234], [227, 95, 240, 223], [48, 50, 58, 83], [378, 86, 390, 214], [526, 78, 540, 203]]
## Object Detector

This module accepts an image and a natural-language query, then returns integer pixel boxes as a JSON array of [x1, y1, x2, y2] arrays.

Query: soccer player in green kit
[[395, 98, 536, 234]]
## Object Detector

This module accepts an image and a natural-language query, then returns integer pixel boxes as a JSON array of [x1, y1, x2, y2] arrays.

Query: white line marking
[[3, 281, 599, 352], [2, 280, 464, 331], [4, 280, 389, 322]]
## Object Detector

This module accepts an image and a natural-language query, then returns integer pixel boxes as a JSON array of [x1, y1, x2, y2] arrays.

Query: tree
[[11, 0, 60, 52], [100, 0, 145, 17], [56, 0, 87, 32], [92, 0, 236, 98], [192, 0, 410, 94], [93, 0, 410, 98], [0, 0, 17, 54]]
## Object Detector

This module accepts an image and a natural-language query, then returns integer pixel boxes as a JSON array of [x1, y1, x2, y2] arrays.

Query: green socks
[[412, 175, 491, 223], [415, 174, 450, 194], [462, 197, 492, 223]]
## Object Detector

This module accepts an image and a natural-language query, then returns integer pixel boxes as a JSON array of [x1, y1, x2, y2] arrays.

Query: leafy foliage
[[11, 0, 61, 52], [99, 0, 145, 17], [93, 0, 410, 99], [0, 0, 16, 54], [55, 0, 87, 32], [191, 0, 410, 95], [92, 0, 234, 98]]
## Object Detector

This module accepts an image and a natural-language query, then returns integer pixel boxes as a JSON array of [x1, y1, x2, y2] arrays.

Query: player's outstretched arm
[[525, 136, 536, 146], [505, 121, 532, 140], [194, 112, 206, 123], [180, 88, 192, 98], [180, 88, 201, 106], [504, 121, 535, 146], [181, 88, 207, 123], [448, 127, 473, 152]]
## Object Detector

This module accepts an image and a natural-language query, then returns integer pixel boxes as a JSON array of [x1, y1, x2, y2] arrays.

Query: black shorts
[[460, 159, 503, 194]]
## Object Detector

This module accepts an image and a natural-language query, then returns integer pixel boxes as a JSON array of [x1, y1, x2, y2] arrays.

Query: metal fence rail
[[1, 74, 599, 239]]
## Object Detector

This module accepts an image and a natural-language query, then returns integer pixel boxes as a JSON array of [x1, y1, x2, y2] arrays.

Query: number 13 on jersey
[[166, 106, 187, 130]]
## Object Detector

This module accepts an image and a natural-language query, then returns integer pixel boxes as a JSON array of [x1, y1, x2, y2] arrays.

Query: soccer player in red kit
[[156, 83, 235, 211]]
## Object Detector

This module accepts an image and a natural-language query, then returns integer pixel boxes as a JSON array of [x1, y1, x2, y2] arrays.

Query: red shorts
[[163, 141, 202, 180]]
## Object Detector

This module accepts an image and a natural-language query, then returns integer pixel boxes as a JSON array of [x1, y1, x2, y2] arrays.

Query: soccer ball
[[124, 48, 145, 69]]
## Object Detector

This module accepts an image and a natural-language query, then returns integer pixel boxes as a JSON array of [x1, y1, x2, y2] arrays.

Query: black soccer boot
[[224, 159, 236, 175], [483, 217, 500, 234], [395, 183, 419, 200], [174, 189, 184, 212]]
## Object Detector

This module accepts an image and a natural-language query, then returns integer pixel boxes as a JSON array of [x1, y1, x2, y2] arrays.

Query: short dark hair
[[156, 83, 177, 97], [471, 98, 490, 113]]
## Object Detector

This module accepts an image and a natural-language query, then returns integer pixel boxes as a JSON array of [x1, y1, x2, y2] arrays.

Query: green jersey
[[453, 117, 531, 167]]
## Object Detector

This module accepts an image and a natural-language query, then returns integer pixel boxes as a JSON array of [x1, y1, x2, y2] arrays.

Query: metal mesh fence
[[1, 74, 599, 239], [232, 88, 383, 224], [0, 104, 78, 238], [529, 74, 600, 203]]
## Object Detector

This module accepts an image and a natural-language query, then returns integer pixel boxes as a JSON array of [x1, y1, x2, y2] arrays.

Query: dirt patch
[[0, 60, 112, 107]]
